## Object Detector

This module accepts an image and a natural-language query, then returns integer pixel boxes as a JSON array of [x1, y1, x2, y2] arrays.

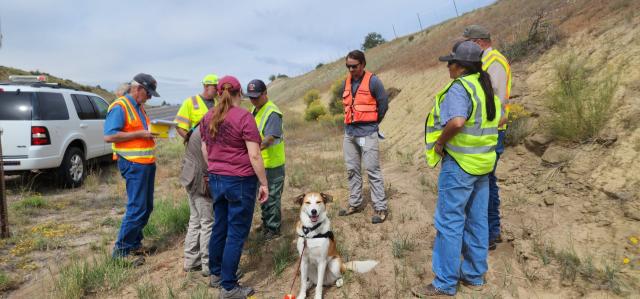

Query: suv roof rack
[[0, 81, 78, 91]]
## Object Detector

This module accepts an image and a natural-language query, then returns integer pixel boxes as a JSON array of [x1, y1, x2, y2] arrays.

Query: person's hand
[[257, 185, 269, 205], [435, 141, 445, 157], [136, 130, 155, 139]]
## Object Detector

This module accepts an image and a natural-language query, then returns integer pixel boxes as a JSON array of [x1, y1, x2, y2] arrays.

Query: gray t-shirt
[[203, 98, 215, 109], [262, 113, 283, 138], [180, 126, 208, 194], [342, 74, 389, 137]]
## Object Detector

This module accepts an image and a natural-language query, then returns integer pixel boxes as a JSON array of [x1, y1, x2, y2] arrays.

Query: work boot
[[184, 264, 202, 273], [209, 270, 245, 288], [338, 205, 362, 216], [219, 284, 255, 299], [489, 239, 497, 251], [460, 279, 485, 291], [371, 210, 388, 224], [411, 283, 453, 297], [130, 245, 158, 256], [114, 255, 145, 268]]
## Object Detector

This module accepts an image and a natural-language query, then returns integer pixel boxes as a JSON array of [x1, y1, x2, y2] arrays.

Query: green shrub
[[11, 195, 48, 210], [304, 100, 327, 121], [0, 271, 17, 291], [329, 76, 346, 115], [273, 240, 295, 277], [546, 54, 618, 141], [303, 89, 320, 107]]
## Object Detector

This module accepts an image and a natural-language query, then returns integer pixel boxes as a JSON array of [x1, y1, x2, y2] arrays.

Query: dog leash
[[288, 240, 306, 296]]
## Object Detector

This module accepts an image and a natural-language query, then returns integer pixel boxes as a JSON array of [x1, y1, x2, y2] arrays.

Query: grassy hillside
[[0, 66, 115, 101], [4, 0, 640, 298]]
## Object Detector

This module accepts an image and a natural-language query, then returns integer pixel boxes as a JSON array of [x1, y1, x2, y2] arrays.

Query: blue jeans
[[113, 158, 156, 257], [208, 174, 257, 291], [488, 130, 505, 241], [431, 155, 489, 295]]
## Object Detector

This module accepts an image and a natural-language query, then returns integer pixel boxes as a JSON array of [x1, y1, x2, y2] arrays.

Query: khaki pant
[[184, 191, 213, 272], [343, 132, 387, 211]]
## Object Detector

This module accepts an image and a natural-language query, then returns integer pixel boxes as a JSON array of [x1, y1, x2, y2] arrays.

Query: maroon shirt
[[200, 106, 261, 177]]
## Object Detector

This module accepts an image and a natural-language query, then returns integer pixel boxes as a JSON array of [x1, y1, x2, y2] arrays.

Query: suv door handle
[[80, 124, 88, 128]]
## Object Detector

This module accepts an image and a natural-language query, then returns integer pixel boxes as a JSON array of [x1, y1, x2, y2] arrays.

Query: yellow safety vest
[[482, 48, 511, 130], [174, 95, 214, 131], [424, 73, 501, 175], [251, 100, 285, 168]]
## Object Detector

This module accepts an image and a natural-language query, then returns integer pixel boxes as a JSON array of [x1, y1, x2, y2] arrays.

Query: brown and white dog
[[295, 192, 378, 299]]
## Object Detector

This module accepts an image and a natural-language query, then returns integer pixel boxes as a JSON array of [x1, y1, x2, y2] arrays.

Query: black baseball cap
[[133, 73, 160, 97], [246, 79, 267, 98]]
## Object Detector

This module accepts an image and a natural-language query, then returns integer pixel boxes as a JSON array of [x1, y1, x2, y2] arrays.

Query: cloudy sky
[[1, 0, 495, 105]]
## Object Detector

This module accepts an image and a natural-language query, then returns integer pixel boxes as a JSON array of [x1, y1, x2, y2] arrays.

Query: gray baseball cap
[[439, 40, 483, 63], [133, 73, 160, 97], [463, 24, 491, 39]]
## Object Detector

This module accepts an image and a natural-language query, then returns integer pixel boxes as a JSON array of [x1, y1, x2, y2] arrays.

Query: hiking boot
[[210, 275, 221, 288], [460, 279, 485, 291], [489, 239, 497, 251], [371, 210, 388, 224], [338, 205, 362, 216], [493, 234, 503, 243], [114, 255, 145, 268], [209, 270, 245, 288], [262, 230, 281, 241], [219, 284, 255, 299], [131, 245, 158, 256], [411, 283, 453, 297]]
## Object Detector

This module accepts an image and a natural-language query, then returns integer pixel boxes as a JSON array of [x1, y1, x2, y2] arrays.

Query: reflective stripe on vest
[[251, 100, 286, 168], [342, 71, 378, 124], [482, 49, 512, 131], [424, 73, 501, 175], [108, 96, 156, 164], [174, 95, 211, 130]]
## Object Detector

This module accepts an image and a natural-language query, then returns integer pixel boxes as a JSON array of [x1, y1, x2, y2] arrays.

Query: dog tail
[[341, 260, 378, 274]]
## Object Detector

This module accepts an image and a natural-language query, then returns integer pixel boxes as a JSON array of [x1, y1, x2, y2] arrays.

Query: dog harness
[[299, 222, 334, 240]]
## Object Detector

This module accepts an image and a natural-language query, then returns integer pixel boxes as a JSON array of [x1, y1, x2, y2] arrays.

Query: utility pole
[[0, 128, 9, 238], [417, 13, 423, 30], [392, 25, 398, 39], [452, 0, 460, 17]]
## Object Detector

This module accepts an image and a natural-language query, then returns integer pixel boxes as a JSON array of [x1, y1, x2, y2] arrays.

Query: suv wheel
[[58, 147, 86, 188]]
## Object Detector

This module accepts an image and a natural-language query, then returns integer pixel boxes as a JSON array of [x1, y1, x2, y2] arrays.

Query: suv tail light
[[31, 126, 51, 145]]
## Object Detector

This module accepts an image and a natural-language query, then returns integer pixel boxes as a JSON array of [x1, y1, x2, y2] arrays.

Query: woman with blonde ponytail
[[199, 76, 268, 298]]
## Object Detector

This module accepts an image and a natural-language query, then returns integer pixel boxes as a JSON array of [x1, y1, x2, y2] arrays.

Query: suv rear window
[[0, 91, 34, 120], [0, 91, 69, 120], [33, 92, 69, 120]]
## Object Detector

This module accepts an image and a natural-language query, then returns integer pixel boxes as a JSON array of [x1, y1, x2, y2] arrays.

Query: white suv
[[0, 76, 112, 187]]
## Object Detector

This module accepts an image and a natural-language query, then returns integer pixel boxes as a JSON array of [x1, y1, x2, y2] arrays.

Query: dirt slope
[[6, 0, 639, 298]]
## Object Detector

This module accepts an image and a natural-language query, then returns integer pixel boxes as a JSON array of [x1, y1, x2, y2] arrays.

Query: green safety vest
[[252, 100, 286, 168], [482, 48, 511, 131], [424, 73, 501, 175]]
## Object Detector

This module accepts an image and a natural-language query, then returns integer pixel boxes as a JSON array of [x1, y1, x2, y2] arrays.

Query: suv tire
[[58, 147, 86, 188]]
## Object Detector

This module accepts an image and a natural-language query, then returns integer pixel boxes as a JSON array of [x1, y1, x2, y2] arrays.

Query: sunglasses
[[345, 63, 360, 69]]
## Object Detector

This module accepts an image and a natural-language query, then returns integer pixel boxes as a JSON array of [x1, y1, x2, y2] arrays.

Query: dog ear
[[320, 192, 333, 203], [294, 193, 305, 205]]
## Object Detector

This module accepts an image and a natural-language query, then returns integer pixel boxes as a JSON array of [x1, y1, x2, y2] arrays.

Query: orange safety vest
[[108, 96, 156, 164], [342, 71, 378, 124]]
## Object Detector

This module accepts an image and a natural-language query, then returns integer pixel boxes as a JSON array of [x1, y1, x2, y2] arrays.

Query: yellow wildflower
[[630, 236, 639, 245], [623, 257, 630, 264]]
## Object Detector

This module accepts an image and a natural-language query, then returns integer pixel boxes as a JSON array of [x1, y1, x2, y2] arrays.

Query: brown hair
[[207, 85, 240, 140], [346, 50, 366, 66]]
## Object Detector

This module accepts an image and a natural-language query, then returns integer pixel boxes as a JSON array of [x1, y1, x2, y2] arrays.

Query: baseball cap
[[216, 76, 242, 95], [463, 25, 491, 39], [133, 73, 160, 97], [202, 74, 219, 85], [245, 79, 267, 98], [438, 40, 483, 63]]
